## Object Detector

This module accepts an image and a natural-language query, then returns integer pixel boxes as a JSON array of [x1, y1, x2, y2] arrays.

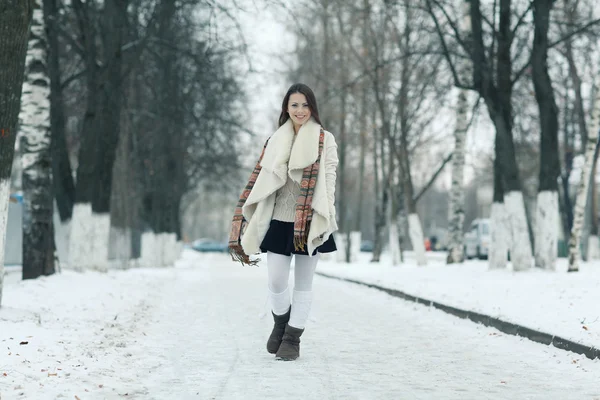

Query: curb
[[316, 271, 600, 361]]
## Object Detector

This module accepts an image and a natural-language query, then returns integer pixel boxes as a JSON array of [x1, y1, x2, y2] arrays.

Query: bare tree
[[0, 0, 34, 305], [446, 0, 470, 265], [531, 0, 560, 270], [19, 0, 56, 279], [44, 0, 75, 225], [569, 80, 600, 272]]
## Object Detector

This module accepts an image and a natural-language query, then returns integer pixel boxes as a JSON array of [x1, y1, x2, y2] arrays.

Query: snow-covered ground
[[319, 251, 600, 350], [1, 249, 599, 399]]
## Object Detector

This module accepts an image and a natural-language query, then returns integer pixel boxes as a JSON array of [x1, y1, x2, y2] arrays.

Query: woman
[[228, 83, 339, 361]]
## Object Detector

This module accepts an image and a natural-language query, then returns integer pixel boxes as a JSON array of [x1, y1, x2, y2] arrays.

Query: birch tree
[[0, 0, 34, 305], [446, 1, 470, 265], [429, 0, 533, 270], [19, 0, 56, 279], [568, 81, 600, 272]]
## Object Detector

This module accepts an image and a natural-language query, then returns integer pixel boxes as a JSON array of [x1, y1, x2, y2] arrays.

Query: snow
[[319, 251, 600, 350], [1, 249, 600, 399]]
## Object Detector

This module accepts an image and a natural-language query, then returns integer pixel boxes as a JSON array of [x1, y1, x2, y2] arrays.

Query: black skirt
[[260, 219, 337, 256]]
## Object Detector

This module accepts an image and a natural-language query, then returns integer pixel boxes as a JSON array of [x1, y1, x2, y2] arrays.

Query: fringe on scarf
[[228, 243, 260, 267]]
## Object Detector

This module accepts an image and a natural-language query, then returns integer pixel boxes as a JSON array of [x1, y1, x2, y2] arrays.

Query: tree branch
[[413, 152, 453, 204], [511, 1, 533, 42], [61, 69, 87, 89], [426, 0, 471, 89]]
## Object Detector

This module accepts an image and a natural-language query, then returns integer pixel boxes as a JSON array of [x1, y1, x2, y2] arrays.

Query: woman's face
[[287, 93, 311, 127]]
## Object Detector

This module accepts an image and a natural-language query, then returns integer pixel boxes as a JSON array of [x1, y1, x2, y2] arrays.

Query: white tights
[[267, 251, 319, 329]]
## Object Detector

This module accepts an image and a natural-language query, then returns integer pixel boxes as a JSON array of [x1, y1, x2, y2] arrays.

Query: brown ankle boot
[[266, 308, 291, 354], [275, 324, 304, 361]]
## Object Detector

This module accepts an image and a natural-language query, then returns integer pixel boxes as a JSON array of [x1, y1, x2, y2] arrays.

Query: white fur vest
[[241, 117, 339, 256]]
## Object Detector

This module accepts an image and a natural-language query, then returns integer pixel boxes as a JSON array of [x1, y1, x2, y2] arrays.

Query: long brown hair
[[278, 83, 324, 128]]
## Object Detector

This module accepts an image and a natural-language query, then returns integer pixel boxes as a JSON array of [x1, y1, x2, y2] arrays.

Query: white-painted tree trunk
[[90, 212, 110, 271], [587, 235, 600, 260], [67, 205, 109, 271], [335, 233, 347, 262], [67, 203, 93, 271], [534, 191, 558, 270], [569, 86, 600, 271], [389, 219, 401, 266], [52, 203, 70, 267], [408, 213, 427, 266], [349, 231, 361, 263], [141, 232, 162, 268], [109, 226, 131, 269], [0, 180, 10, 305], [488, 202, 508, 269], [505, 191, 533, 271], [159, 233, 174, 267]]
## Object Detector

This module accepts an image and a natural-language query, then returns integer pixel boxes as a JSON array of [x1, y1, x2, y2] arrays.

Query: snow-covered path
[[2, 250, 600, 399]]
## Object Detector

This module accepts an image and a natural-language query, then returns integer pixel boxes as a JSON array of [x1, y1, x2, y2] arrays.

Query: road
[[132, 251, 600, 400]]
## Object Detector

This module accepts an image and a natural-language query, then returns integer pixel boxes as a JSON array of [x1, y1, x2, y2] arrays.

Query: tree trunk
[[338, 48, 349, 263], [489, 143, 508, 269], [371, 128, 387, 262], [68, 0, 100, 270], [20, 0, 55, 280], [560, 92, 575, 241], [109, 117, 134, 266], [569, 85, 600, 272], [470, 0, 533, 270], [70, 0, 127, 271], [0, 0, 34, 305], [532, 0, 560, 270], [446, 1, 470, 265], [355, 82, 367, 234], [446, 88, 469, 264], [388, 186, 401, 266], [44, 0, 74, 223]]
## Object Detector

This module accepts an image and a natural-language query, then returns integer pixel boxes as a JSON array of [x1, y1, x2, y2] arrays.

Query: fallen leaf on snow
[[75, 396, 81, 400], [3, 372, 7, 376], [582, 326, 589, 331], [500, 381, 507, 384], [48, 372, 58, 377]]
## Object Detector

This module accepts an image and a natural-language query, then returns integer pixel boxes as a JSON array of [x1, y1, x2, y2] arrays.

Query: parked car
[[464, 218, 490, 260], [192, 238, 228, 253], [360, 240, 374, 252]]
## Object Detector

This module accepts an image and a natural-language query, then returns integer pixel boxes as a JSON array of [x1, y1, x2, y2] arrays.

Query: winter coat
[[241, 117, 339, 256]]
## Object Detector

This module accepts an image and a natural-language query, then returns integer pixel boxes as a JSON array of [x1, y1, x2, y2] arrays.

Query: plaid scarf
[[229, 129, 325, 266]]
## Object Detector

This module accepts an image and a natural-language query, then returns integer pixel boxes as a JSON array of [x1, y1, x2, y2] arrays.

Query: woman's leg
[[289, 253, 319, 329], [267, 251, 293, 315]]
